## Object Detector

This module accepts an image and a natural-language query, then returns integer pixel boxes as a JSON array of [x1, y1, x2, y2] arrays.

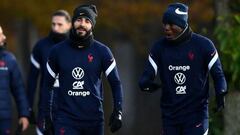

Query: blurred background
[[0, 0, 240, 135]]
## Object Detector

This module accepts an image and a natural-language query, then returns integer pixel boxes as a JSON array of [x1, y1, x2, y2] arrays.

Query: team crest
[[88, 53, 93, 63], [188, 51, 194, 61], [0, 60, 6, 67]]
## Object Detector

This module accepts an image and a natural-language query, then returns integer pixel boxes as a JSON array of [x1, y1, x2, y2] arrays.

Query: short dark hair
[[52, 10, 71, 22]]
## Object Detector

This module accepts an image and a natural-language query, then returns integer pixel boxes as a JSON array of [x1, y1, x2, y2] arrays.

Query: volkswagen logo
[[174, 72, 186, 85], [72, 67, 84, 80]]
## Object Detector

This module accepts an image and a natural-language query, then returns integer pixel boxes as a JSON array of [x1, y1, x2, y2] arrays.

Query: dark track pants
[[54, 122, 103, 135], [162, 118, 208, 135]]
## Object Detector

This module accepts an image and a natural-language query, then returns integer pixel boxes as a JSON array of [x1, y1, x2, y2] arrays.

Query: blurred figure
[[27, 10, 71, 135], [139, 2, 227, 135], [0, 26, 29, 134], [44, 4, 123, 135]]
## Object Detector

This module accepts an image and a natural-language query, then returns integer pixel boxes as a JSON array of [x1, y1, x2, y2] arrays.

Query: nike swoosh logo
[[196, 123, 202, 128], [175, 8, 187, 15], [80, 13, 85, 15]]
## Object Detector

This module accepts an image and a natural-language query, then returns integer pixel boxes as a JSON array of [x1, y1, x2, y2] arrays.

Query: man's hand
[[109, 110, 122, 133], [19, 117, 29, 131], [215, 92, 227, 113]]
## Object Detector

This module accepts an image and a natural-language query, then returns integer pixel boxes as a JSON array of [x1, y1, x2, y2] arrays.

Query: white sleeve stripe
[[46, 62, 56, 78], [148, 55, 158, 76], [105, 59, 116, 76], [31, 54, 40, 69], [203, 129, 208, 135], [208, 52, 219, 70], [36, 127, 44, 135]]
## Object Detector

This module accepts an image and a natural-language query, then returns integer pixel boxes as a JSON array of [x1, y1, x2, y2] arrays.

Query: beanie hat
[[162, 3, 188, 28], [72, 4, 98, 27]]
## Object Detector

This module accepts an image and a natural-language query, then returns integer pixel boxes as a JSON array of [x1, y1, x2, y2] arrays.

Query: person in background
[[0, 25, 29, 135], [27, 10, 71, 135]]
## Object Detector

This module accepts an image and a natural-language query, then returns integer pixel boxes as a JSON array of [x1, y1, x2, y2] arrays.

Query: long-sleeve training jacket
[[0, 48, 29, 119], [44, 39, 123, 126], [139, 32, 227, 125]]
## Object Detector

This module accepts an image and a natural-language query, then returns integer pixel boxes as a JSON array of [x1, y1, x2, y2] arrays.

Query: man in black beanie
[[139, 2, 227, 135], [44, 4, 123, 135], [69, 4, 97, 48]]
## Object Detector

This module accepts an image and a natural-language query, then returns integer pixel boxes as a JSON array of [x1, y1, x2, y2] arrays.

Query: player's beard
[[69, 27, 93, 48], [75, 26, 92, 39]]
